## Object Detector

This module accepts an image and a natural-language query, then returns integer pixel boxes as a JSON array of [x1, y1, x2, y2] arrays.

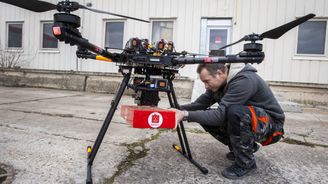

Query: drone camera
[[132, 77, 169, 91]]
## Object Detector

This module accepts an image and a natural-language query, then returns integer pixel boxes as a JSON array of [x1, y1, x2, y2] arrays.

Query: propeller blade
[[219, 36, 246, 50], [0, 0, 56, 12], [79, 5, 150, 23], [260, 13, 315, 39]]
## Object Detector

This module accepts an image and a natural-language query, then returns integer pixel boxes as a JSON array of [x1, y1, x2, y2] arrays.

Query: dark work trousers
[[201, 105, 272, 168]]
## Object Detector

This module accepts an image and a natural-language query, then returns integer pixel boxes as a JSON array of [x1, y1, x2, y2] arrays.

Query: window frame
[[103, 19, 126, 50], [295, 19, 328, 57], [5, 21, 24, 51], [40, 21, 59, 51], [150, 18, 176, 44]]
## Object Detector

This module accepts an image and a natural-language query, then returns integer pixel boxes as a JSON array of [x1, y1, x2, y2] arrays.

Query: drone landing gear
[[86, 66, 207, 184], [166, 80, 208, 175]]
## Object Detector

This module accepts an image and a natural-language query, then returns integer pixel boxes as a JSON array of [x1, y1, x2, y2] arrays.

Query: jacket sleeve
[[180, 90, 214, 111], [186, 75, 257, 126]]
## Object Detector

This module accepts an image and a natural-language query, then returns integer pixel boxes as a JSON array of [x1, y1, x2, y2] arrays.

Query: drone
[[0, 0, 315, 183]]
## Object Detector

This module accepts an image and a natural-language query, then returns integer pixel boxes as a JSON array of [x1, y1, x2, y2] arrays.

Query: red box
[[120, 105, 176, 129]]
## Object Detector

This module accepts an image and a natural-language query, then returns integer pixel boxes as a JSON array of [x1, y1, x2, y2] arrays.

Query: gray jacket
[[181, 64, 285, 126]]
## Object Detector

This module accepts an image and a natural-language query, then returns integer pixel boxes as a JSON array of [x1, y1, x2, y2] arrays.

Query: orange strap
[[248, 106, 258, 133], [258, 116, 269, 123], [261, 131, 283, 146]]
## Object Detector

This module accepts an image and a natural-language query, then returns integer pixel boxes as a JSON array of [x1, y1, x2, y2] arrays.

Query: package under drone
[[120, 105, 176, 129]]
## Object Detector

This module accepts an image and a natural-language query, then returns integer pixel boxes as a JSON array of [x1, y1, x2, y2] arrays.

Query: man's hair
[[197, 63, 227, 76]]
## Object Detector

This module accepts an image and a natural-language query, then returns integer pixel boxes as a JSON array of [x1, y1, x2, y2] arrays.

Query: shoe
[[226, 152, 235, 161], [221, 163, 257, 179], [226, 143, 260, 161], [253, 142, 260, 153]]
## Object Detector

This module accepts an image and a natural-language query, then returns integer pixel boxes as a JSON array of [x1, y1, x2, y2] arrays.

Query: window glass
[[105, 22, 124, 49], [209, 29, 228, 51], [297, 21, 326, 55], [42, 22, 58, 49], [7, 23, 23, 48], [152, 21, 173, 42]]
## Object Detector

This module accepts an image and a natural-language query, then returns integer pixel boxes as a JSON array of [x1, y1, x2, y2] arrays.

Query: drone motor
[[54, 13, 81, 28], [243, 43, 263, 52]]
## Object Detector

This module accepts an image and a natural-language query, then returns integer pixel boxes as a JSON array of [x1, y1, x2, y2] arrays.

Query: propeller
[[220, 13, 316, 50], [0, 0, 56, 12], [259, 13, 315, 39], [78, 5, 150, 23], [0, 0, 150, 23], [219, 36, 247, 50]]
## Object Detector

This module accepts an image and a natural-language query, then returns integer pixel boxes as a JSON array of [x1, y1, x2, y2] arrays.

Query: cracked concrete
[[3, 108, 128, 124], [0, 163, 14, 184], [106, 130, 167, 184], [0, 86, 328, 184], [281, 137, 328, 148]]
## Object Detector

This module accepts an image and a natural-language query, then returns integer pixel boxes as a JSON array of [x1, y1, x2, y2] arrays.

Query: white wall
[[233, 0, 328, 84], [0, 0, 327, 84]]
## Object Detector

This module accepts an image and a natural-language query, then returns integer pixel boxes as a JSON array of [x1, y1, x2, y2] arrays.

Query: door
[[192, 19, 232, 101], [200, 19, 232, 55]]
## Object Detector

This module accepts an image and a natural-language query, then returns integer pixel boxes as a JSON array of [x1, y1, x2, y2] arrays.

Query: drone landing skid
[[86, 66, 208, 184]]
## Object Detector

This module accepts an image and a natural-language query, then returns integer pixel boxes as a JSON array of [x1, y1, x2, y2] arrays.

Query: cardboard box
[[121, 105, 176, 129]]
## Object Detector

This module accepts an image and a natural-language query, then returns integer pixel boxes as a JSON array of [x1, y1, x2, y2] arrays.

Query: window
[[209, 29, 228, 51], [41, 22, 58, 49], [151, 21, 174, 42], [6, 22, 23, 49], [297, 20, 327, 55], [200, 19, 232, 55], [105, 21, 124, 49]]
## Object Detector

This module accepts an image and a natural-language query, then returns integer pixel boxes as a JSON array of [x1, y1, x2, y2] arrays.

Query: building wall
[[0, 0, 327, 84], [234, 0, 328, 84]]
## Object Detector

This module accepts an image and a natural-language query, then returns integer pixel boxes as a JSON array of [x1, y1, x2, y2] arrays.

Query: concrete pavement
[[0, 86, 327, 184]]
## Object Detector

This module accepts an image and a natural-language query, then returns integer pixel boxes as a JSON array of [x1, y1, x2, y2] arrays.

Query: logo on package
[[148, 112, 163, 128]]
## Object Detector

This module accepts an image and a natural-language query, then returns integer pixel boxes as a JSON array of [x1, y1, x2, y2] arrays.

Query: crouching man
[[174, 63, 285, 179]]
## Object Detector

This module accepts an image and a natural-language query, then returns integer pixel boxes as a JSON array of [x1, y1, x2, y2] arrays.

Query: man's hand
[[174, 109, 188, 129]]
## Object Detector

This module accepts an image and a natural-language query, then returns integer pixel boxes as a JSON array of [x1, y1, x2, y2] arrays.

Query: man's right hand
[[173, 109, 188, 129]]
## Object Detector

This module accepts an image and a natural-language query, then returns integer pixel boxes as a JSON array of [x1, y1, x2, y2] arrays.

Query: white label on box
[[148, 112, 163, 128]]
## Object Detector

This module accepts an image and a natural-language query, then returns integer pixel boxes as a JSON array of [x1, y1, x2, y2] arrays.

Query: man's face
[[199, 68, 227, 92]]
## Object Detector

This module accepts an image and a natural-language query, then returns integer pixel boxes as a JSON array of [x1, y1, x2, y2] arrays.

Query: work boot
[[221, 163, 257, 179], [226, 152, 235, 161], [226, 143, 260, 161]]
